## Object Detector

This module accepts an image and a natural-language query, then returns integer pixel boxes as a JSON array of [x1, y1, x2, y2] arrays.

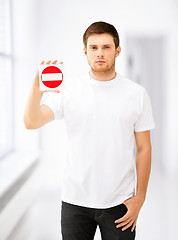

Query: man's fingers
[[131, 221, 136, 232], [44, 89, 60, 93], [52, 60, 58, 64], [41, 60, 63, 65], [52, 89, 60, 93], [116, 217, 131, 228], [115, 212, 129, 223], [121, 219, 134, 231]]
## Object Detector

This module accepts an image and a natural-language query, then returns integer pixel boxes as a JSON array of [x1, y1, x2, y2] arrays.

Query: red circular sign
[[41, 66, 63, 88]]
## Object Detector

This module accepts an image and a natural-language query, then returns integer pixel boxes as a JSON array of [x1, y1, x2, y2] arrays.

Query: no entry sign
[[39, 63, 64, 91]]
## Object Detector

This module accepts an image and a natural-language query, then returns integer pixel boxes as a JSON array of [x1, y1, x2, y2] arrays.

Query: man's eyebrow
[[88, 44, 112, 47]]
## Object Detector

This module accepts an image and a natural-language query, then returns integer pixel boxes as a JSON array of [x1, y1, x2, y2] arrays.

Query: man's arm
[[23, 88, 54, 129], [115, 130, 152, 232], [23, 60, 59, 130], [134, 130, 152, 202]]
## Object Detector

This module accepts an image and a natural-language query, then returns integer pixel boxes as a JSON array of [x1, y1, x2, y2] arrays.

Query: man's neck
[[89, 69, 116, 81]]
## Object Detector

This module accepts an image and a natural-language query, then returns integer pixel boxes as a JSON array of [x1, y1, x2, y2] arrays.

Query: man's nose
[[97, 48, 104, 57]]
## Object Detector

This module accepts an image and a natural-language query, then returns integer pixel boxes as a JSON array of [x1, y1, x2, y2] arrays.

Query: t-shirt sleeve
[[41, 91, 64, 120], [134, 88, 156, 132]]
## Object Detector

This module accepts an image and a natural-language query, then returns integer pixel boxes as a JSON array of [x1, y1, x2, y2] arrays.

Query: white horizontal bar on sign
[[42, 73, 62, 81]]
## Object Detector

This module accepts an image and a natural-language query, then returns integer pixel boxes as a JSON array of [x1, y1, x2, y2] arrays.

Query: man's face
[[84, 33, 121, 73]]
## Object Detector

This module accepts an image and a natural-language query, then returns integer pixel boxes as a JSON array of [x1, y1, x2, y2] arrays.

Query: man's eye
[[105, 46, 110, 48], [92, 47, 96, 49]]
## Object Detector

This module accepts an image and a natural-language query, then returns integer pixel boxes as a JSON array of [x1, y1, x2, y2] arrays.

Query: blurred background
[[0, 0, 178, 239]]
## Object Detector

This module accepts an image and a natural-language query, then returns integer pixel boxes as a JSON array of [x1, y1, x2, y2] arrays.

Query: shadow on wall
[[125, 35, 167, 172]]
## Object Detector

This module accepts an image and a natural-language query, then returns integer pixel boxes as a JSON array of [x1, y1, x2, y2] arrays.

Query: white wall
[[3, 0, 177, 239], [12, 0, 40, 152]]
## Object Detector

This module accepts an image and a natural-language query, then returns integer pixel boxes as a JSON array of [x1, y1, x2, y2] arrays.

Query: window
[[0, 0, 13, 159]]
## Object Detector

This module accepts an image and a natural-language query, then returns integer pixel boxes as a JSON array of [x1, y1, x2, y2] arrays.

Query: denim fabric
[[61, 201, 136, 240]]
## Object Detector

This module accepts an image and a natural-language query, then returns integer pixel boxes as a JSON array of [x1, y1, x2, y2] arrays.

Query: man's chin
[[92, 66, 109, 73]]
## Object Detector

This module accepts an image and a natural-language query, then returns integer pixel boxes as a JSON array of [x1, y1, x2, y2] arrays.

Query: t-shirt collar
[[87, 71, 119, 86]]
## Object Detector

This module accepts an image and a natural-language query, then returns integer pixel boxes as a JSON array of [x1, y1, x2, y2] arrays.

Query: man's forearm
[[115, 147, 152, 231], [135, 147, 152, 203], [23, 88, 43, 129]]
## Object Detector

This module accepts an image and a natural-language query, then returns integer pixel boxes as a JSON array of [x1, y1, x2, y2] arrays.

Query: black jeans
[[61, 201, 136, 240]]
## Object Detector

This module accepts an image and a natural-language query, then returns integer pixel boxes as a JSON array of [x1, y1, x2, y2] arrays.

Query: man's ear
[[115, 46, 121, 58], [83, 47, 87, 56]]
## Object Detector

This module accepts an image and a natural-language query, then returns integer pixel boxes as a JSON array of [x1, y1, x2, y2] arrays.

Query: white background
[[1, 0, 178, 239]]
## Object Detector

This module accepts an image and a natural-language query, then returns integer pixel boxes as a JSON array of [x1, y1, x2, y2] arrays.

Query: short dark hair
[[83, 21, 120, 49]]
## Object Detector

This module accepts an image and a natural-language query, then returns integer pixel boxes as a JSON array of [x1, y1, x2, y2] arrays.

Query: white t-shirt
[[42, 72, 156, 209]]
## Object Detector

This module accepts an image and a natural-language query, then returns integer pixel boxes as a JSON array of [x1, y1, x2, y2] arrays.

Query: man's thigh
[[97, 203, 136, 240], [61, 201, 97, 240]]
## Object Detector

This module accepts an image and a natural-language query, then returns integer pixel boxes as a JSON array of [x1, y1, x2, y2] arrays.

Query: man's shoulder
[[118, 73, 145, 93]]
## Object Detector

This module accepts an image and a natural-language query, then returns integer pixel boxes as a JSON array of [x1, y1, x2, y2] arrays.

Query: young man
[[24, 21, 155, 240]]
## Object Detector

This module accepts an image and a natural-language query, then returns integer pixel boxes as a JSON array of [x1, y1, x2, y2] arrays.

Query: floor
[[7, 161, 178, 240]]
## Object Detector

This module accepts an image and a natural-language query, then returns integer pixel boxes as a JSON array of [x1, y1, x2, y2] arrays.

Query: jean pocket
[[122, 203, 128, 212]]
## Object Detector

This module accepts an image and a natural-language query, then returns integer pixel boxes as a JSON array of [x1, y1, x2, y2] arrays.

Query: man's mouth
[[96, 61, 105, 64]]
